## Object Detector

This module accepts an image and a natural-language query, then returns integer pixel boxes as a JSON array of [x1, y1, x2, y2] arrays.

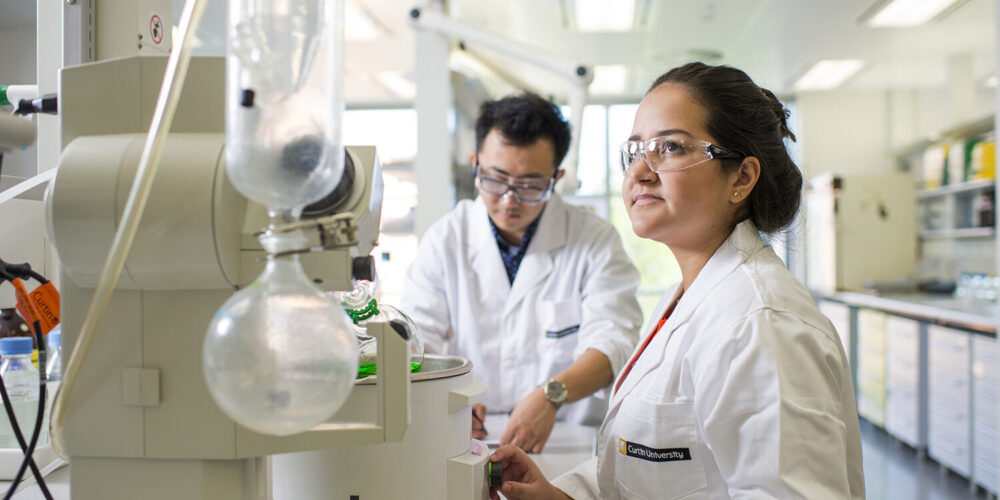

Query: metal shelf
[[919, 227, 996, 239], [918, 179, 996, 199], [896, 114, 996, 160]]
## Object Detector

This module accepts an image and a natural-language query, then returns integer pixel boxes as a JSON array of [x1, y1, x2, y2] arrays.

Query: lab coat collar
[[470, 198, 512, 298], [606, 220, 764, 407], [664, 219, 763, 332], [504, 193, 567, 315]]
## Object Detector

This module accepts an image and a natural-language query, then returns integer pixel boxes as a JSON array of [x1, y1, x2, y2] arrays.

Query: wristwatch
[[542, 379, 568, 409]]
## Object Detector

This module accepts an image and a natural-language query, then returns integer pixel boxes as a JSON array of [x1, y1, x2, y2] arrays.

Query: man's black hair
[[474, 92, 571, 169]]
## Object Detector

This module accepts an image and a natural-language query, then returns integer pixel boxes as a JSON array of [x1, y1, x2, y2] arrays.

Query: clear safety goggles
[[620, 134, 744, 174], [474, 163, 555, 206]]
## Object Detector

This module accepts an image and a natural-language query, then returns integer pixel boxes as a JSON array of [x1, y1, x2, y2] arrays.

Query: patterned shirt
[[488, 209, 544, 284]]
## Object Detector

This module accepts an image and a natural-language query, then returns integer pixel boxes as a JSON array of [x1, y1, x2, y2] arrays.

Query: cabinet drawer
[[974, 345, 1000, 365], [929, 371, 969, 393], [929, 405, 970, 440], [859, 343, 887, 361], [930, 399, 970, 423], [929, 325, 971, 348], [930, 350, 970, 376], [886, 413, 920, 447], [974, 458, 998, 495], [974, 387, 1000, 423], [929, 438, 971, 478], [858, 399, 885, 425], [974, 360, 1000, 385], [975, 429, 999, 472], [885, 365, 920, 390], [973, 335, 1000, 357]]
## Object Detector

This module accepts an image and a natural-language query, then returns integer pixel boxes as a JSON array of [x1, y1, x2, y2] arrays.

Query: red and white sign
[[149, 14, 164, 45]]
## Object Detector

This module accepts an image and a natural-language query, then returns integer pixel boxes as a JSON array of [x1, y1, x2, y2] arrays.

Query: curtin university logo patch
[[618, 438, 691, 462]]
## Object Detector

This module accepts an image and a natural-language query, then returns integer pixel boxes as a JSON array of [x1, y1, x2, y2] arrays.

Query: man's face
[[474, 129, 562, 244]]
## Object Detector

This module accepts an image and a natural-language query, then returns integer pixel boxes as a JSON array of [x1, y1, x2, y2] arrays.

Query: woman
[[489, 62, 864, 499]]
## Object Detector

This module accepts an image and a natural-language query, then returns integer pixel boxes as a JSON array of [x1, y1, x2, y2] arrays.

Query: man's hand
[[471, 403, 488, 439], [500, 388, 557, 453], [489, 445, 571, 500]]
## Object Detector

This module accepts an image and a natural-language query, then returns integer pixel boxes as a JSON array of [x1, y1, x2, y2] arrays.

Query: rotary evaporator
[[44, 0, 492, 498]]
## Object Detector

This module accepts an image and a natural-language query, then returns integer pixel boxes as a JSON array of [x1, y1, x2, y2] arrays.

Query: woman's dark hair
[[475, 92, 571, 170], [648, 62, 802, 233]]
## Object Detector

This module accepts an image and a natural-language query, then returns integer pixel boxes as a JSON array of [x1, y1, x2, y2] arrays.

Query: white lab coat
[[552, 220, 865, 499], [400, 194, 643, 425]]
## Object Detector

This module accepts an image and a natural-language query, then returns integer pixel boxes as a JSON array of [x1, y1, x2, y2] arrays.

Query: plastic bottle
[[0, 337, 45, 448], [46, 327, 61, 383], [336, 280, 425, 378]]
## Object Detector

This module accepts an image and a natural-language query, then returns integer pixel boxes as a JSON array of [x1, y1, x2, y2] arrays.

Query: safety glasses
[[620, 134, 744, 175], [474, 163, 555, 206]]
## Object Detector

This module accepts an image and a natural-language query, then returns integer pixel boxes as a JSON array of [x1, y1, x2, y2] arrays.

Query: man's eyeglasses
[[474, 162, 555, 206], [620, 134, 744, 175]]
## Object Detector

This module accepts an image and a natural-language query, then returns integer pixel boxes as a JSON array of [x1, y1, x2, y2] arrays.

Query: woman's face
[[622, 83, 739, 249]]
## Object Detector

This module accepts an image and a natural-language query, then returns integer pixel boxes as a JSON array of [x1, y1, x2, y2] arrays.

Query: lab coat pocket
[[614, 399, 708, 500], [539, 299, 582, 375], [540, 299, 582, 338]]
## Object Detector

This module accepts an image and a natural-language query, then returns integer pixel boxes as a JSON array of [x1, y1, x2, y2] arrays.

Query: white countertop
[[483, 413, 596, 481], [826, 291, 997, 334]]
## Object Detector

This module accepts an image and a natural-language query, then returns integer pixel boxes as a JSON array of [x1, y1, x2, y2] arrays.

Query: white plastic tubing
[[49, 0, 209, 459]]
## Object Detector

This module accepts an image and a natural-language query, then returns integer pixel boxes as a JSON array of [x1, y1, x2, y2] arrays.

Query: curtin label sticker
[[618, 438, 691, 462]]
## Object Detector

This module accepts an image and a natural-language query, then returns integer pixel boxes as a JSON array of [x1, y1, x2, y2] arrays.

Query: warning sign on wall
[[149, 13, 164, 45]]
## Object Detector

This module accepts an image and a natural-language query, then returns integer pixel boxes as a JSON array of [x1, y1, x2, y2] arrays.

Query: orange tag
[[12, 279, 60, 335]]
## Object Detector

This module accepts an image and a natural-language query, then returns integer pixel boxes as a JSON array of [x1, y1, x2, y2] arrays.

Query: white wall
[[0, 27, 38, 181], [797, 90, 893, 179]]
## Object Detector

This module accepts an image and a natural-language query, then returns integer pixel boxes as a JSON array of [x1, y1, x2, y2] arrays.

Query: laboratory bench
[[817, 290, 998, 496]]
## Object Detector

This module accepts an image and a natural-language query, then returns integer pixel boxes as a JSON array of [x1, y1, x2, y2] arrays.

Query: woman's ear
[[730, 157, 760, 203]]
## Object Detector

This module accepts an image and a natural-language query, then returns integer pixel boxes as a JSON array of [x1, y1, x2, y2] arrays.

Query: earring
[[733, 191, 741, 197]]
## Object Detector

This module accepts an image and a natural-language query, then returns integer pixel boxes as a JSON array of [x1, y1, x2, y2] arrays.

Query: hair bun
[[760, 87, 796, 143]]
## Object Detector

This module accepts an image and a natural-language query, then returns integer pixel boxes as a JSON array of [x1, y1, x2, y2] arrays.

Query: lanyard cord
[[614, 292, 682, 395]]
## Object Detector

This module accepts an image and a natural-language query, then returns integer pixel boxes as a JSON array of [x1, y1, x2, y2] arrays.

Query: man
[[400, 93, 641, 452]]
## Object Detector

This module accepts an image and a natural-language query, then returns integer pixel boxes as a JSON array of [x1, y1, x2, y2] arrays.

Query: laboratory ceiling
[[1, 0, 996, 103], [191, 0, 996, 103]]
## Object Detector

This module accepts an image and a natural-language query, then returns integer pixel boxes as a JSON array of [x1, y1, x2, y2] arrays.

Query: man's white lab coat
[[552, 220, 865, 498], [400, 193, 643, 424]]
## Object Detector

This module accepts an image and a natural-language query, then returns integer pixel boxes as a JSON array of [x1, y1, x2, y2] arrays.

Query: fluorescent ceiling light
[[575, 0, 635, 32], [862, 0, 966, 27], [345, 1, 384, 41], [793, 60, 865, 91], [590, 65, 628, 94], [377, 72, 416, 100]]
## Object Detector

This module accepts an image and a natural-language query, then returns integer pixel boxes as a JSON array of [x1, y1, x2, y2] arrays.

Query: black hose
[[0, 361, 50, 499], [0, 264, 52, 499], [3, 320, 51, 500]]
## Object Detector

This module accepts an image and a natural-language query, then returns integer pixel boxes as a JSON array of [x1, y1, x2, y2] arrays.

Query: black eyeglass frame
[[473, 159, 558, 205]]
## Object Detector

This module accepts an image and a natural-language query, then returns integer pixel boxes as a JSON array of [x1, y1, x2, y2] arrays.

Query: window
[[343, 109, 419, 306]]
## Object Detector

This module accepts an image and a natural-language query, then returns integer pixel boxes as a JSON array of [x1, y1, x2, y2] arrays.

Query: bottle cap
[[0, 337, 34, 355]]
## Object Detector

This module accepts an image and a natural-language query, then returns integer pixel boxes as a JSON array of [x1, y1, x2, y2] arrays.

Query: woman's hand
[[488, 445, 572, 500]]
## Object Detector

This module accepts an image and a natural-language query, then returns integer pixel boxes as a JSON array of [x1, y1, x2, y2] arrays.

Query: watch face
[[546, 380, 567, 404]]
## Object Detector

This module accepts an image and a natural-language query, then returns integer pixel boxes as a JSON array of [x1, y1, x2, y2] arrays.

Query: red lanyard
[[614, 299, 679, 395]]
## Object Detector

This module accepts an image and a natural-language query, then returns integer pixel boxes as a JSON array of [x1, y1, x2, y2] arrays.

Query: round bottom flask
[[203, 231, 357, 436]]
